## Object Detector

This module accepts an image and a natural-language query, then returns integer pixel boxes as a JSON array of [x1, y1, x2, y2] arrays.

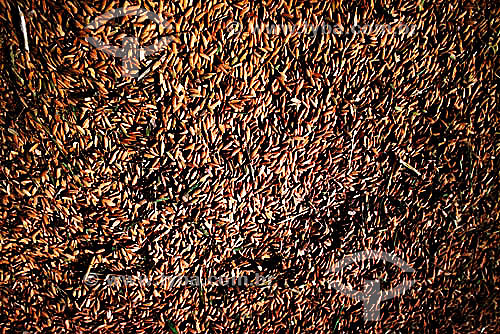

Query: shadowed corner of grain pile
[[0, 0, 498, 333]]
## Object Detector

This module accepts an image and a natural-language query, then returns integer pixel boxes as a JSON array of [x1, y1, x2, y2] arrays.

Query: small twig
[[279, 210, 309, 224], [18, 5, 29, 52], [399, 158, 422, 176], [83, 256, 96, 283], [347, 130, 358, 173]]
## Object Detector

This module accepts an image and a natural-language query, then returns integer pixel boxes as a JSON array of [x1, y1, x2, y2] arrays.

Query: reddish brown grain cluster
[[0, 0, 498, 333]]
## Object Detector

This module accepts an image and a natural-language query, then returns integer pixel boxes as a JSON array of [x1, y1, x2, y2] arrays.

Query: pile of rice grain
[[0, 0, 498, 333]]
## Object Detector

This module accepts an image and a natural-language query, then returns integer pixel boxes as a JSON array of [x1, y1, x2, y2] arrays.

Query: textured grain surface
[[0, 0, 498, 333]]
